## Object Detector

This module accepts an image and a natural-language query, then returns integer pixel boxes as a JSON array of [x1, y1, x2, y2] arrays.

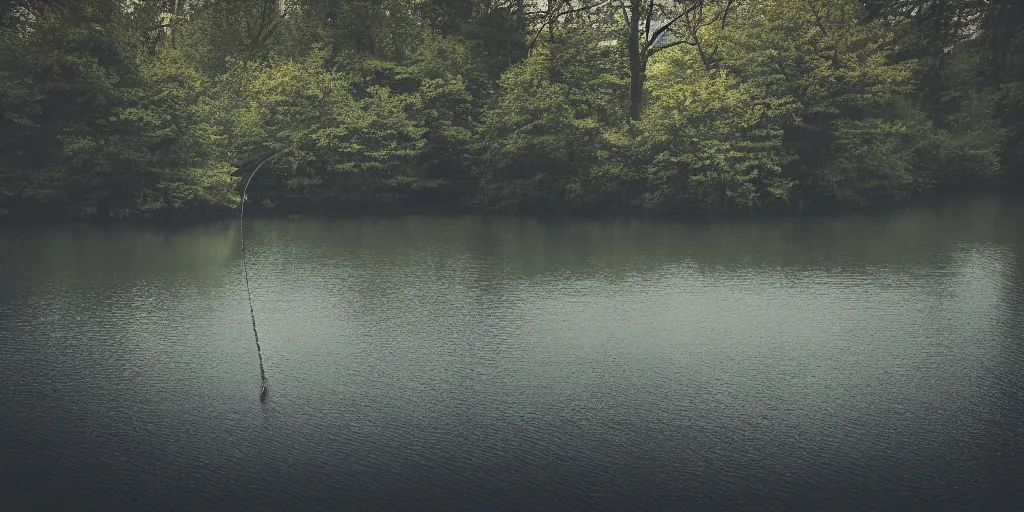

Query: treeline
[[0, 0, 1021, 219]]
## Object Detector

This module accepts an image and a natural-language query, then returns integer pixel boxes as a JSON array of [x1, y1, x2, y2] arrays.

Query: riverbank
[[2, 188, 1019, 230]]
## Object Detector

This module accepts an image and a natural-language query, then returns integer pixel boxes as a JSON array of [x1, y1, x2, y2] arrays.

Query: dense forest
[[0, 0, 1021, 219]]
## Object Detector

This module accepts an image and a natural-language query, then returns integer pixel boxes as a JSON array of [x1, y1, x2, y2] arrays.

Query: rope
[[240, 150, 288, 387]]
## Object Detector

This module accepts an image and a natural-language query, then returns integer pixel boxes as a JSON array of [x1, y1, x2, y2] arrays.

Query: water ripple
[[2, 202, 1024, 511]]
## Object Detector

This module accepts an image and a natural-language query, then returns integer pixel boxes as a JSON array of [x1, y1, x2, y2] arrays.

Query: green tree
[[0, 1, 237, 218], [474, 24, 628, 211], [0, 3, 150, 217], [1, 0, 1021, 219], [720, 0, 939, 209], [642, 62, 796, 213]]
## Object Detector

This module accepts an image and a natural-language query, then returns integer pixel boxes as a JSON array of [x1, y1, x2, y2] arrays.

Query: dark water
[[2, 196, 1023, 511]]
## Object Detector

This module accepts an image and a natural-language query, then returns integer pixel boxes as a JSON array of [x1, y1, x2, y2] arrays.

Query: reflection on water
[[1, 195, 1023, 511]]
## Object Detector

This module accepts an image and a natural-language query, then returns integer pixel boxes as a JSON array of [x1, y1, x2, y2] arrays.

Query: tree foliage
[[0, 0, 1020, 219]]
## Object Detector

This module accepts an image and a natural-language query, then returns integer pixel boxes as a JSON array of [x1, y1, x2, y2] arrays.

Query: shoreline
[[1, 190, 1018, 229]]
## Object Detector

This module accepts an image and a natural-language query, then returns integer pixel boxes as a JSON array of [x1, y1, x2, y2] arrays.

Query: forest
[[0, 0, 1021, 219]]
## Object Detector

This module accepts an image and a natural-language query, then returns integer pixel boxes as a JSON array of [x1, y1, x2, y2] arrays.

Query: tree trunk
[[171, 0, 179, 47], [627, 0, 644, 121], [988, 0, 1023, 83]]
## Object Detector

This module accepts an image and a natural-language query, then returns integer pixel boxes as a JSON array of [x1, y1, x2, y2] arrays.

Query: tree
[[641, 62, 796, 213], [475, 23, 627, 210], [525, 0, 741, 120], [618, 0, 704, 120], [0, 0, 1020, 218], [711, 0, 938, 208]]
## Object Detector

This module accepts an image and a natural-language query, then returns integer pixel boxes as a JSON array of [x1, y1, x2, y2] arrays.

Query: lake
[[1, 196, 1023, 511]]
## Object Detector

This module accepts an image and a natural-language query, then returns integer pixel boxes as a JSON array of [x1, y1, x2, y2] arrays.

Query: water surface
[[2, 196, 1023, 511]]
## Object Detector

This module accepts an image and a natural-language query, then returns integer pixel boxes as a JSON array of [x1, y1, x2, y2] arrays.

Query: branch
[[523, 0, 586, 17], [528, 17, 554, 50], [805, 0, 829, 37], [646, 1, 703, 52], [256, 15, 283, 48], [720, 0, 735, 29], [560, 0, 611, 19], [528, 0, 611, 50], [253, 0, 272, 46], [685, 7, 712, 69], [644, 0, 655, 46], [620, 1, 630, 25]]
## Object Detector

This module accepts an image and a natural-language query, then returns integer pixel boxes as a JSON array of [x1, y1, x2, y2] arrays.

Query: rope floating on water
[[239, 150, 287, 395]]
